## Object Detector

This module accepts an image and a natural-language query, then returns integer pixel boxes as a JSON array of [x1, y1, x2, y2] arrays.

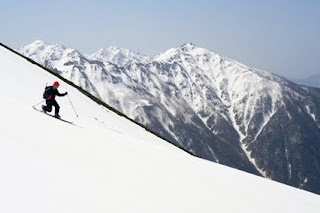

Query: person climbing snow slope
[[42, 81, 68, 118]]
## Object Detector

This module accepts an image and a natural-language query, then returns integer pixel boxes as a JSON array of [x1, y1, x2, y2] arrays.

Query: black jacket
[[44, 86, 67, 100]]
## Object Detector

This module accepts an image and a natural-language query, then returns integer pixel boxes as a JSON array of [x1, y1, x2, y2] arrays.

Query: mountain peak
[[93, 46, 131, 57], [20, 40, 50, 52], [17, 40, 78, 65], [107, 45, 123, 51], [20, 40, 68, 52], [154, 43, 213, 62], [91, 46, 151, 66], [30, 40, 49, 46], [179, 42, 197, 50]]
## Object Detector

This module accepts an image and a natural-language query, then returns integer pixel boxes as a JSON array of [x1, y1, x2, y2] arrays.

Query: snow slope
[[1, 45, 320, 212]]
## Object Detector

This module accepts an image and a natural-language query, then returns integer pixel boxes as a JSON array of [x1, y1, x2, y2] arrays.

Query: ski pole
[[32, 100, 44, 108], [32, 83, 47, 108], [67, 94, 78, 117]]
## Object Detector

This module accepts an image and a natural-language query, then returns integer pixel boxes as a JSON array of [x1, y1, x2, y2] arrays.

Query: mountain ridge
[[90, 45, 151, 66]]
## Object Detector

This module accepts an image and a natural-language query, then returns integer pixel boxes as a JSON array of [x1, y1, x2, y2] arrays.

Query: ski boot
[[42, 105, 47, 113], [54, 113, 61, 119]]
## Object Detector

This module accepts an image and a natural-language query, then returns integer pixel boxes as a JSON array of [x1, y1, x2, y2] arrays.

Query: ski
[[32, 106, 75, 125]]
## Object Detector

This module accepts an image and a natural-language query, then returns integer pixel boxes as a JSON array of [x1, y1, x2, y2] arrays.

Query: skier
[[42, 81, 68, 118]]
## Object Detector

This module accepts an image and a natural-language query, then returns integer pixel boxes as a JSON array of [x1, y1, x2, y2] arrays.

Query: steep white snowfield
[[1, 45, 320, 212]]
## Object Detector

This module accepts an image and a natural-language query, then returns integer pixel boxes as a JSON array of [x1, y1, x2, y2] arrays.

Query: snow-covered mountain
[[18, 40, 320, 195], [90, 46, 151, 66], [3, 42, 320, 212]]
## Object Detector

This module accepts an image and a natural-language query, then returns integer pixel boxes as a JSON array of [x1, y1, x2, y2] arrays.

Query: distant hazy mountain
[[18, 40, 320, 194], [286, 74, 320, 88]]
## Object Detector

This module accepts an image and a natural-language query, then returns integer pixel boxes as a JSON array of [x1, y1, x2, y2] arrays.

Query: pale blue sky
[[1, 0, 319, 78]]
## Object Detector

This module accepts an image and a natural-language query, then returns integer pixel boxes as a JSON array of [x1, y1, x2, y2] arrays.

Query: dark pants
[[44, 99, 60, 114]]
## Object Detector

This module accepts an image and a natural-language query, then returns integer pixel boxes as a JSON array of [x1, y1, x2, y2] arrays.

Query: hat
[[53, 81, 60, 87]]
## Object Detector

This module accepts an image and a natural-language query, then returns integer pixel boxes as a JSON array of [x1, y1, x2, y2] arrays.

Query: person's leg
[[43, 100, 53, 112], [52, 100, 60, 115]]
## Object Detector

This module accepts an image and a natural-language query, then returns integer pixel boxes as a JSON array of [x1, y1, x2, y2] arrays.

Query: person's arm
[[56, 90, 68, 97]]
